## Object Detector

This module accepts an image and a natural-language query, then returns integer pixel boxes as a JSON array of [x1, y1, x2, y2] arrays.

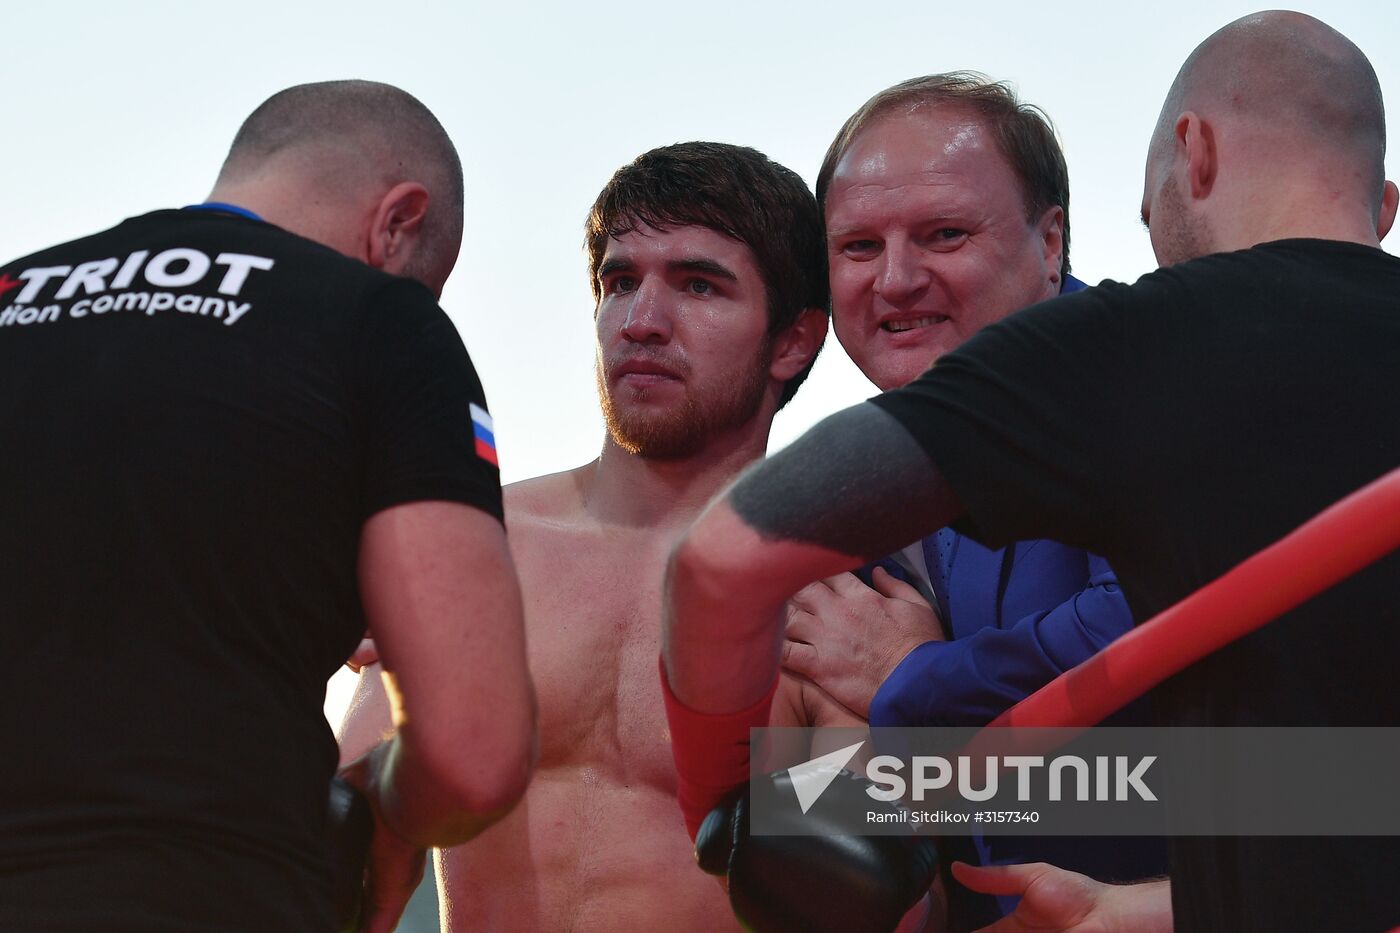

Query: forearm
[[354, 503, 537, 849], [661, 660, 780, 839], [660, 516, 792, 713], [660, 402, 962, 835], [337, 667, 523, 847], [349, 730, 524, 849], [660, 494, 871, 837], [663, 404, 960, 712]]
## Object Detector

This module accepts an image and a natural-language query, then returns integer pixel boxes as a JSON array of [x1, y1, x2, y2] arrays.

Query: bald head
[[1156, 11, 1385, 206], [212, 80, 464, 292], [1142, 12, 1397, 265]]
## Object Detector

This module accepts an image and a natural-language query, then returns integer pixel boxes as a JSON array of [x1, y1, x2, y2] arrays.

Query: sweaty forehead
[[837, 109, 995, 182], [826, 111, 1019, 226], [601, 222, 757, 269]]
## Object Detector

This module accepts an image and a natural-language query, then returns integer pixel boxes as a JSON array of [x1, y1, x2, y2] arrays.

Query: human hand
[[791, 673, 867, 730], [356, 820, 426, 933], [894, 887, 947, 933], [953, 861, 1171, 933], [337, 751, 428, 933], [345, 634, 379, 673], [782, 569, 944, 719]]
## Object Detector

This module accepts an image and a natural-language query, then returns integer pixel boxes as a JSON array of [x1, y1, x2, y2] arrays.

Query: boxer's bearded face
[[598, 339, 771, 459], [594, 224, 777, 460]]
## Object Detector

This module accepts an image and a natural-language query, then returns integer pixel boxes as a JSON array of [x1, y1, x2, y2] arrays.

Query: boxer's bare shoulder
[[439, 461, 741, 933], [501, 466, 588, 530]]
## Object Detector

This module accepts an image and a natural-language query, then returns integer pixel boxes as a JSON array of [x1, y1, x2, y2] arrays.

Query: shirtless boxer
[[339, 141, 835, 931]]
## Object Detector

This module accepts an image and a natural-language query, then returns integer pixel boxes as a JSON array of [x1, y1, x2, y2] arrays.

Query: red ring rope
[[987, 464, 1400, 731]]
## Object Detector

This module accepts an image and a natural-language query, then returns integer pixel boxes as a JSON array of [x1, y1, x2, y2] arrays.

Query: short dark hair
[[221, 80, 464, 276], [586, 142, 829, 409], [816, 73, 1071, 278]]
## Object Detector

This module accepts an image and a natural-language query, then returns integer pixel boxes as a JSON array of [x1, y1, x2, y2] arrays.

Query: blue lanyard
[[183, 202, 263, 222]]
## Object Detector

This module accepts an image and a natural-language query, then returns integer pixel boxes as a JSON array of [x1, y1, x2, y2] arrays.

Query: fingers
[[346, 638, 380, 674], [823, 572, 870, 598], [958, 861, 1109, 933], [799, 676, 863, 724], [781, 639, 818, 678], [951, 860, 1052, 897], [784, 602, 816, 641], [871, 566, 933, 607], [788, 580, 834, 615], [360, 846, 426, 933]]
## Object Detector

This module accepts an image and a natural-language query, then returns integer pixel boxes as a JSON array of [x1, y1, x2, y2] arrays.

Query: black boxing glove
[[696, 768, 939, 933], [327, 776, 374, 932]]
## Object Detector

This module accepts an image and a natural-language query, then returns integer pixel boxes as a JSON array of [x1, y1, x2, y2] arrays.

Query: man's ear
[[1377, 180, 1398, 241], [769, 308, 829, 383], [1179, 112, 1216, 201], [1036, 204, 1065, 290], [366, 182, 430, 275]]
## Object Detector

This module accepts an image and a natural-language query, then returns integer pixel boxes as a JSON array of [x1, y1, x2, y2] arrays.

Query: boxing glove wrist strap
[[659, 656, 778, 840]]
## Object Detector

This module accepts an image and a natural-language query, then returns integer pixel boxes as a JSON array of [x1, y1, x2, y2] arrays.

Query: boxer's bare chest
[[511, 512, 679, 790]]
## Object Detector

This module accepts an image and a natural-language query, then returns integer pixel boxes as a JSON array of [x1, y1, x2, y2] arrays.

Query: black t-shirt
[[872, 239, 1400, 932], [0, 209, 502, 931]]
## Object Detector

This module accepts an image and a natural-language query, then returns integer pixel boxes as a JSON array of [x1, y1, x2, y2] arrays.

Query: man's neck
[[206, 177, 364, 259], [580, 418, 774, 530], [1242, 217, 1384, 251], [1219, 182, 1385, 253]]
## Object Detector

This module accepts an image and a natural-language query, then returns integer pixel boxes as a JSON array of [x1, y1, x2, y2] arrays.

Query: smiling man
[[774, 74, 1160, 928], [340, 141, 831, 932], [819, 75, 1073, 389]]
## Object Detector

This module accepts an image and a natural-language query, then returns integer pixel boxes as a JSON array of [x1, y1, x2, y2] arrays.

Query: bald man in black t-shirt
[[0, 81, 535, 933]]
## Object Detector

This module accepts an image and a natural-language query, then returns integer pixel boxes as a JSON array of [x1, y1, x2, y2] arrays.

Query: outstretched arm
[[660, 402, 962, 833]]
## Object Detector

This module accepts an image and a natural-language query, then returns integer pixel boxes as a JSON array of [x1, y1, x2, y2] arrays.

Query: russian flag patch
[[470, 403, 499, 467]]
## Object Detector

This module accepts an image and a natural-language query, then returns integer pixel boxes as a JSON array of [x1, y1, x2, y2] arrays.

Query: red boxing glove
[[660, 656, 778, 840]]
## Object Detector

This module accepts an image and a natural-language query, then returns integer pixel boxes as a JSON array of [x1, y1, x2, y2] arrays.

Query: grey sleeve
[[729, 402, 963, 560]]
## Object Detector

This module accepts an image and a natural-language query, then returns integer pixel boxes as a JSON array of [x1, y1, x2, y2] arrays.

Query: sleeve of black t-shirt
[[358, 278, 504, 523], [869, 283, 1132, 553]]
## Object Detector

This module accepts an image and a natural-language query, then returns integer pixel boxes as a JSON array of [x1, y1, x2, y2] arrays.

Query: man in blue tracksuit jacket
[[788, 73, 1165, 929]]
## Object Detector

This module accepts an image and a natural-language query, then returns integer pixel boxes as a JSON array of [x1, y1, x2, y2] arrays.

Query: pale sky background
[[5, 0, 1398, 728]]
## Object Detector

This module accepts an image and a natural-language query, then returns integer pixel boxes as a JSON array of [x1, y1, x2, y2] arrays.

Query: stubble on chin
[[595, 351, 770, 460]]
